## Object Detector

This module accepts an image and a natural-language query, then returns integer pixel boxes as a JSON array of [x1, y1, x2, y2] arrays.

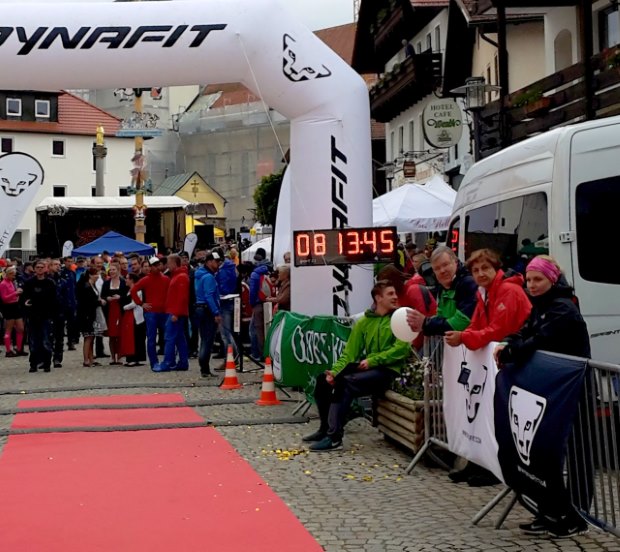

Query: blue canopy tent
[[72, 231, 155, 256]]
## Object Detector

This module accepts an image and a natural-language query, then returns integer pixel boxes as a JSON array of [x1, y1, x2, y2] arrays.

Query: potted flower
[[511, 85, 551, 116], [375, 355, 427, 453], [601, 46, 620, 71]]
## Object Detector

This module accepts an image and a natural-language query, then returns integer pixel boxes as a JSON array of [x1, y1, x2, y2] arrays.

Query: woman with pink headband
[[494, 254, 591, 538]]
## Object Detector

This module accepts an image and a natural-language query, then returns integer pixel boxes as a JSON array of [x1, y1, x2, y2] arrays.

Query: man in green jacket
[[407, 246, 477, 335], [304, 281, 411, 452]]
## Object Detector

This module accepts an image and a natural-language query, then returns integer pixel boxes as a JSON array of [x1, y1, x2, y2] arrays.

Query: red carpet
[[0, 394, 322, 551]]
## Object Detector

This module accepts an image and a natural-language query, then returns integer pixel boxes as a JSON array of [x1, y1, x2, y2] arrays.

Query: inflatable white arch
[[0, 0, 373, 315]]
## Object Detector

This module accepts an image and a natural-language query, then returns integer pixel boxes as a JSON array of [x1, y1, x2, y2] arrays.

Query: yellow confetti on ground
[[362, 475, 373, 482], [304, 470, 312, 475], [344, 474, 356, 480]]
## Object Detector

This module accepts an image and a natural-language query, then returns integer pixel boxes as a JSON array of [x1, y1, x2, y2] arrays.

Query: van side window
[[576, 176, 620, 284], [464, 192, 548, 272]]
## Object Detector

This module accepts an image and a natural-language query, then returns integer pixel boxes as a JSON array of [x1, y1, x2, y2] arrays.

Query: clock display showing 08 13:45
[[293, 227, 397, 266]]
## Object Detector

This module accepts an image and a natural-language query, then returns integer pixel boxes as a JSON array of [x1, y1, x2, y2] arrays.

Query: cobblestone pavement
[[0, 349, 618, 551]]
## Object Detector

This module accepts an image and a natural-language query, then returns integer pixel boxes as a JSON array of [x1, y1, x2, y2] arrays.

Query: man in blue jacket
[[194, 252, 221, 377], [215, 252, 239, 364], [248, 248, 273, 361]]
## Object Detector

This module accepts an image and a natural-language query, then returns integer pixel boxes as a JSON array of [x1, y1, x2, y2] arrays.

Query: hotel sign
[[423, 99, 463, 149]]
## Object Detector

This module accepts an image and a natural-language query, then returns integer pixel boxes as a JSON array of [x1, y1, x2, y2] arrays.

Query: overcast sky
[[0, 0, 355, 31]]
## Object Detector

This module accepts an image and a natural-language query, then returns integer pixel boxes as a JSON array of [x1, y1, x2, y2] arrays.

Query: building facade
[[0, 90, 134, 253]]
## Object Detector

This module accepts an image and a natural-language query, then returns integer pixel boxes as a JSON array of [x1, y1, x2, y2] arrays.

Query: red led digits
[[362, 230, 377, 253], [379, 230, 395, 253], [296, 233, 311, 257], [449, 229, 459, 252], [314, 233, 326, 256], [293, 227, 397, 266], [345, 231, 361, 255]]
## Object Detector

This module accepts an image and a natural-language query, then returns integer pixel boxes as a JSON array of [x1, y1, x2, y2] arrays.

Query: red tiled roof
[[201, 23, 358, 109], [0, 91, 121, 136], [314, 22, 357, 65], [203, 83, 260, 108]]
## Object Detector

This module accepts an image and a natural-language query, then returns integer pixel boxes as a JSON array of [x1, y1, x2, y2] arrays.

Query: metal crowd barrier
[[405, 336, 620, 538], [405, 336, 450, 473], [570, 360, 620, 536]]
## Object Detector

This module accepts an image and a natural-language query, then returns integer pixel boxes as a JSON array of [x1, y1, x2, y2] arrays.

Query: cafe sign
[[423, 98, 463, 149]]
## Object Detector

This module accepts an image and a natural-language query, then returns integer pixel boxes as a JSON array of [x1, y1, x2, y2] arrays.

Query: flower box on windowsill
[[524, 97, 551, 117]]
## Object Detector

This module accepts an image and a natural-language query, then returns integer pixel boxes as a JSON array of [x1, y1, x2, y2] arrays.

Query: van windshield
[[463, 192, 549, 273]]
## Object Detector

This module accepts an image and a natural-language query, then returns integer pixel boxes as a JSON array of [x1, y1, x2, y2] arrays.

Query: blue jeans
[[196, 306, 217, 374], [144, 311, 167, 368], [250, 303, 265, 359], [161, 315, 188, 369], [220, 299, 238, 358], [27, 317, 52, 370]]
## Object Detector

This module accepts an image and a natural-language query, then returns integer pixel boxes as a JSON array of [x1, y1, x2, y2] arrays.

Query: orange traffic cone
[[220, 345, 242, 390], [256, 357, 282, 406]]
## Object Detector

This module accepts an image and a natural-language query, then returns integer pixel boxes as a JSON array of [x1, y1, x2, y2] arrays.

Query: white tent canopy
[[241, 237, 273, 263], [372, 175, 457, 232]]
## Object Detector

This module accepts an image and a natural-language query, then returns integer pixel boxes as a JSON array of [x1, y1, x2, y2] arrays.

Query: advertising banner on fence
[[266, 311, 352, 394], [494, 351, 587, 517], [443, 343, 503, 481]]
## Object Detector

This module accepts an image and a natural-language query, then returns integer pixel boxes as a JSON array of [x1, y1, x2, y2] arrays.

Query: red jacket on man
[[130, 271, 170, 313], [461, 269, 532, 351], [165, 266, 190, 317]]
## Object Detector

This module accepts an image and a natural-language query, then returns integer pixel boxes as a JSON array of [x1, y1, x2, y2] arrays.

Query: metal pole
[[93, 125, 107, 197], [134, 91, 146, 243], [496, 2, 510, 149]]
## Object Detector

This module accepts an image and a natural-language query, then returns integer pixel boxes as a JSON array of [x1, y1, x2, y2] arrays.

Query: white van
[[448, 115, 620, 363]]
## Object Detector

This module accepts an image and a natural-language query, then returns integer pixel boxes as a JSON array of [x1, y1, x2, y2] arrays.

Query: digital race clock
[[293, 227, 398, 267]]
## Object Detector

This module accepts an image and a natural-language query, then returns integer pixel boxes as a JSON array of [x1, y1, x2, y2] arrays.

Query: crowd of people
[[0, 245, 291, 376], [305, 239, 591, 538]]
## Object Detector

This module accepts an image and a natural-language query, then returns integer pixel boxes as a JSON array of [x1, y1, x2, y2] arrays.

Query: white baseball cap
[[149, 256, 162, 266]]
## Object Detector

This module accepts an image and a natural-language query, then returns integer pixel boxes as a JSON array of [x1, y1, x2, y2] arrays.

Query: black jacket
[[77, 281, 101, 330], [499, 278, 591, 364], [22, 276, 57, 320]]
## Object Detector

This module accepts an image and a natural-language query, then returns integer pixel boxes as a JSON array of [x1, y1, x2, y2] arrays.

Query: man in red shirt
[[130, 256, 170, 370], [154, 254, 190, 372]]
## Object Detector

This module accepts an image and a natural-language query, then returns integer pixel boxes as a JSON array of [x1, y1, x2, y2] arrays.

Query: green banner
[[265, 311, 353, 395]]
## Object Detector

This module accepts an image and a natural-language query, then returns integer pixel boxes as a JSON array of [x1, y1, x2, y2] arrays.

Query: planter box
[[524, 97, 551, 117], [376, 390, 425, 454]]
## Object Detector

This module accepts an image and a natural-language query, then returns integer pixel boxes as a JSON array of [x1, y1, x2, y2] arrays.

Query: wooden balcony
[[478, 48, 620, 158], [370, 53, 442, 123], [373, 2, 408, 60]]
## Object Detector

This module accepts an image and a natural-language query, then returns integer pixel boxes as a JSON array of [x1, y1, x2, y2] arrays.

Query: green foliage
[[391, 353, 425, 401], [602, 47, 620, 69], [253, 170, 284, 227], [512, 86, 543, 108]]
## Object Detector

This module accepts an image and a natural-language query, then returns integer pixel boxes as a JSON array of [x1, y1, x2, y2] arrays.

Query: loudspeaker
[[195, 225, 215, 249], [36, 233, 58, 257]]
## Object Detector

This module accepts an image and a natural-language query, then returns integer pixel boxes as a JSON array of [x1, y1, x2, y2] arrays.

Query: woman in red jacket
[[444, 249, 531, 350]]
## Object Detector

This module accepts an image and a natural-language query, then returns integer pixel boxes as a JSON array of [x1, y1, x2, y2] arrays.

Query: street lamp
[[450, 76, 501, 160]]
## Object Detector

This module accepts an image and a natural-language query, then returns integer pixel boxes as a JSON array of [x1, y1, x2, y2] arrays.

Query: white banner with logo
[[183, 232, 198, 258], [0, 153, 44, 256], [443, 343, 503, 482], [62, 240, 74, 257]]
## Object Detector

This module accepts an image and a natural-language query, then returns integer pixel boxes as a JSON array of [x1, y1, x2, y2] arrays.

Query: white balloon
[[390, 307, 419, 342]]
